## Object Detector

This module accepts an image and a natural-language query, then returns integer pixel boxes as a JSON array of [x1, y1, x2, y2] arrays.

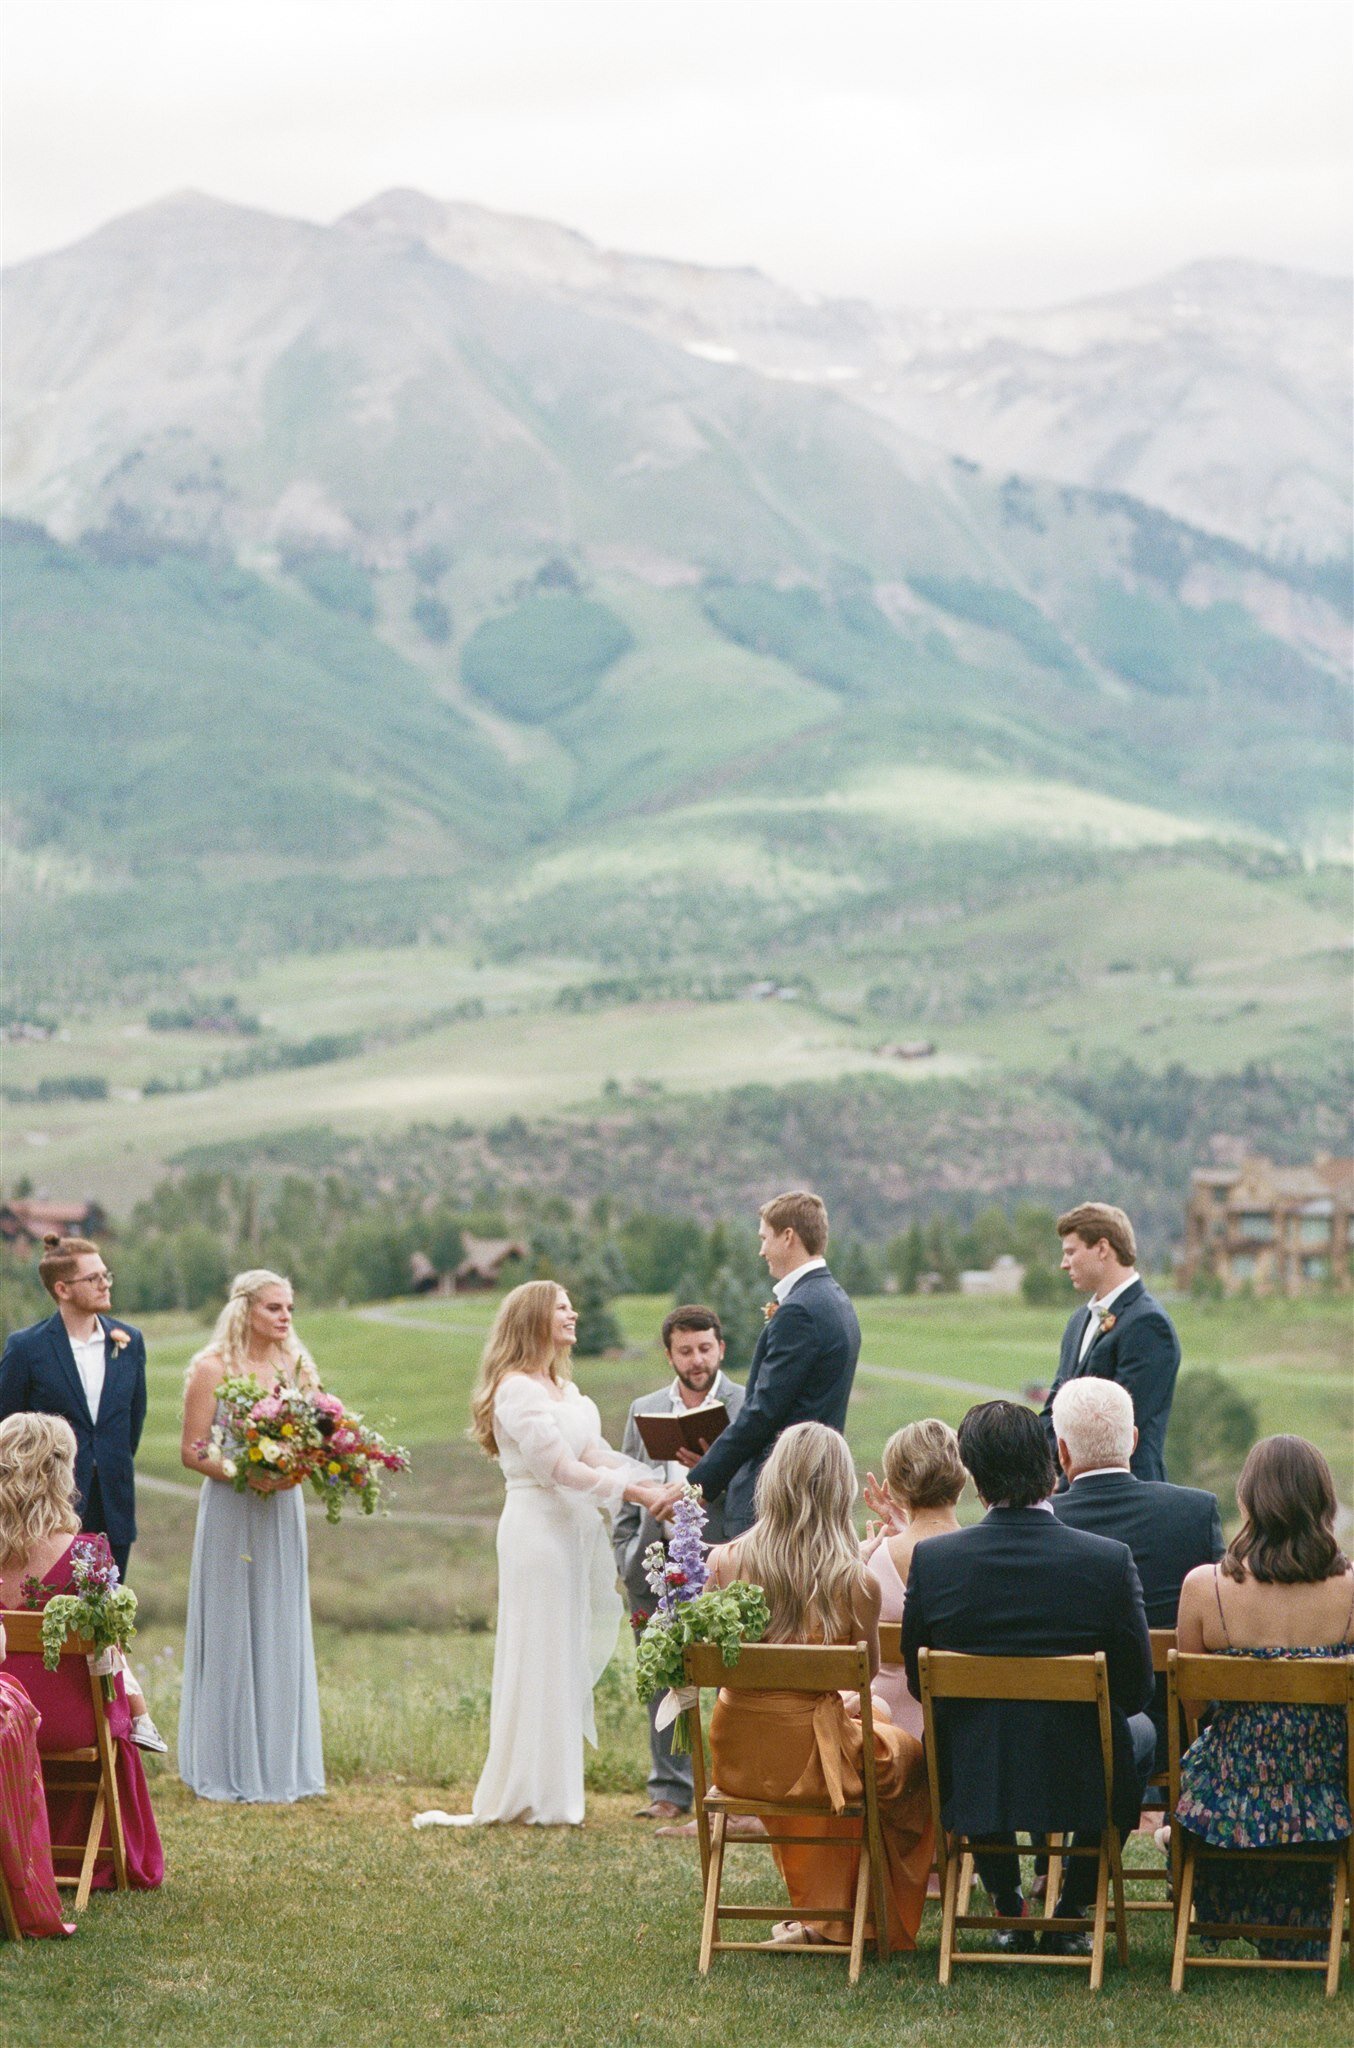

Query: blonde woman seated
[[859, 1419, 966, 1739], [705, 1421, 934, 1950]]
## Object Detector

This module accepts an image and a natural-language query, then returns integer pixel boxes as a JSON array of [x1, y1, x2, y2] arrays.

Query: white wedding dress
[[436, 1373, 650, 1827]]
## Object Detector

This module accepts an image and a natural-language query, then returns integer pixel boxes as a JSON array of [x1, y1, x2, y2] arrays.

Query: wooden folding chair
[[1, 1612, 128, 1912], [684, 1640, 891, 1983], [876, 1620, 964, 1916], [918, 1647, 1128, 1989], [1167, 1649, 1354, 1997], [1069, 1627, 1176, 1916], [0, 1858, 20, 1942]]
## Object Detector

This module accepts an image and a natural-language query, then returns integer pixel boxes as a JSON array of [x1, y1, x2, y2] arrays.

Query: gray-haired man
[[613, 1305, 743, 1820]]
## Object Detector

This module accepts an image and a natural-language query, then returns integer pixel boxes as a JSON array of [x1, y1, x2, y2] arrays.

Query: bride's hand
[[628, 1480, 679, 1521]]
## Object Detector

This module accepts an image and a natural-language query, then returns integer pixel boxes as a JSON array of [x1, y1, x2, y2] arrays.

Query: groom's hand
[[651, 1480, 690, 1522]]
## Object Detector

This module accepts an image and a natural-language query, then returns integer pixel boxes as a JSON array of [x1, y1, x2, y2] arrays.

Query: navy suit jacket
[[901, 1507, 1154, 1836], [1052, 1466, 1224, 1765], [0, 1312, 147, 1544], [1040, 1280, 1181, 1482], [687, 1267, 860, 1537]]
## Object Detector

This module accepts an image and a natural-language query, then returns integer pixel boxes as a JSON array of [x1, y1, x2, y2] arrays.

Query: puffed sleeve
[[493, 1377, 649, 1511]]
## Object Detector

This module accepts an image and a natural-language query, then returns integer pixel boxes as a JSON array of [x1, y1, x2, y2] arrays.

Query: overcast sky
[[4, 0, 1350, 306]]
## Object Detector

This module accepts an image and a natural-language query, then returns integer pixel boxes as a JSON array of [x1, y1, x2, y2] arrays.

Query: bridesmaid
[[0, 1414, 162, 1894], [705, 1422, 933, 1951], [178, 1270, 325, 1803]]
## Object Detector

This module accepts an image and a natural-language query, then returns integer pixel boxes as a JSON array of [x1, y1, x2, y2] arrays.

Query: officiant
[[613, 1305, 744, 1821]]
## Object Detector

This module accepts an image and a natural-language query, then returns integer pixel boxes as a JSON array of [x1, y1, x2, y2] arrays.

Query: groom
[[672, 1191, 861, 1537]]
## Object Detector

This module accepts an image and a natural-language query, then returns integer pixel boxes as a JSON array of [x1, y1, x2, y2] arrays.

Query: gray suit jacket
[[612, 1372, 745, 1616]]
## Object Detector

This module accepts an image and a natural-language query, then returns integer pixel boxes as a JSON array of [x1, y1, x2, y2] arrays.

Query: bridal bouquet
[[33, 1537, 138, 1699], [307, 1391, 411, 1523], [634, 1487, 769, 1753]]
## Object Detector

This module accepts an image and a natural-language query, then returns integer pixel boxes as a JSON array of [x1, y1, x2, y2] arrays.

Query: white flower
[[221, 1458, 237, 1479], [260, 1438, 281, 1463]]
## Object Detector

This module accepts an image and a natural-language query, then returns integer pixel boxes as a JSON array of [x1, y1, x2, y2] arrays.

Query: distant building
[[0, 1197, 108, 1251], [959, 1253, 1026, 1298], [879, 1040, 937, 1061], [453, 1235, 530, 1294], [1179, 1154, 1354, 1295]]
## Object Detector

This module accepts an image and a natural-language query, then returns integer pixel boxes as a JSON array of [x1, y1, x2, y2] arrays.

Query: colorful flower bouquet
[[204, 1375, 411, 1522], [308, 1390, 411, 1524], [633, 1486, 769, 1752], [33, 1537, 138, 1698]]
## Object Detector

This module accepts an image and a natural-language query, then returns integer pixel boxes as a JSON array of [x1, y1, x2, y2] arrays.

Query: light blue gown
[[178, 1458, 325, 1803]]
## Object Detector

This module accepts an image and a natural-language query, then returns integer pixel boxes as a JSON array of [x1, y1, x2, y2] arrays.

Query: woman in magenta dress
[[0, 1414, 163, 1892], [0, 1615, 72, 1937]]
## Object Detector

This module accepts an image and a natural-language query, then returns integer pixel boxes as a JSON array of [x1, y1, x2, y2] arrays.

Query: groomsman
[[675, 1191, 861, 1537], [613, 1306, 744, 1821], [1039, 1203, 1180, 1483], [0, 1234, 147, 1581]]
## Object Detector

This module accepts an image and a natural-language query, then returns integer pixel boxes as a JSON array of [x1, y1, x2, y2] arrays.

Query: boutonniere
[[1097, 1313, 1117, 1335], [106, 1326, 131, 1351], [762, 1300, 778, 1323]]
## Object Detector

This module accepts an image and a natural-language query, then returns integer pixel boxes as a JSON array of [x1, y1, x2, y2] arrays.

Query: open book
[[634, 1402, 730, 1462]]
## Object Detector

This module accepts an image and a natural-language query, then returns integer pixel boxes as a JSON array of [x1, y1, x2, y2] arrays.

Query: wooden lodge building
[[1179, 1154, 1354, 1295]]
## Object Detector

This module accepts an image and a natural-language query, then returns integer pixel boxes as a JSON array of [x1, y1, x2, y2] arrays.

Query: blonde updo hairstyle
[[881, 1418, 968, 1511], [470, 1280, 571, 1458], [0, 1414, 82, 1572], [189, 1269, 317, 1387], [741, 1421, 869, 1644]]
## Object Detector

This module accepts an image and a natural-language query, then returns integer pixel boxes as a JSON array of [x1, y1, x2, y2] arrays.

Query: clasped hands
[[631, 1477, 700, 1523]]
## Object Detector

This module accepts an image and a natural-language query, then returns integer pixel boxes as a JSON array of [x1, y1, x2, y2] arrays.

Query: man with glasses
[[0, 1233, 148, 1585]]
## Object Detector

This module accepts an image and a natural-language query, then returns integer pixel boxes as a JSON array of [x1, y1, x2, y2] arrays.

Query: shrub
[[461, 595, 632, 723]]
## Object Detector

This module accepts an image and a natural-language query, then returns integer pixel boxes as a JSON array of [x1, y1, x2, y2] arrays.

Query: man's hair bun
[[42, 1232, 62, 1250]]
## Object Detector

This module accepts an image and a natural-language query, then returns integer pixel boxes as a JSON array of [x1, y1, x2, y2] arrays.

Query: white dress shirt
[[68, 1322, 107, 1423], [772, 1255, 827, 1304], [1076, 1271, 1140, 1363]]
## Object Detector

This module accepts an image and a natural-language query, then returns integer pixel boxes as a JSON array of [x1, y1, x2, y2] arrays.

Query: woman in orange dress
[[705, 1421, 933, 1949]]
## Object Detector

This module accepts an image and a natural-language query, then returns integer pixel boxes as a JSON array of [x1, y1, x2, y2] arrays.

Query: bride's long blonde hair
[[738, 1422, 869, 1644], [189, 1269, 318, 1387], [470, 1280, 570, 1458]]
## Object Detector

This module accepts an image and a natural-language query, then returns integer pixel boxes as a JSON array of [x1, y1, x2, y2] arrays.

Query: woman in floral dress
[[1174, 1435, 1354, 1957]]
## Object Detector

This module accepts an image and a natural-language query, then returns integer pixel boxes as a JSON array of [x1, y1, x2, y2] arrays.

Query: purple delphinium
[[70, 1536, 120, 1592], [641, 1485, 708, 1620]]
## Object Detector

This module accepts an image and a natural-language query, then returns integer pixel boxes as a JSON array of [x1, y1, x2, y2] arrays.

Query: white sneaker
[[130, 1713, 168, 1753]]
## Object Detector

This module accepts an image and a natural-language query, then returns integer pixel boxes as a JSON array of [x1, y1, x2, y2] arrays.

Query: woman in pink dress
[[0, 1414, 163, 1892], [860, 1419, 967, 1738], [0, 1616, 72, 1937]]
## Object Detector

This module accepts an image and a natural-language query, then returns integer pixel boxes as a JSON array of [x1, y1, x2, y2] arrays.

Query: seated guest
[[0, 1616, 73, 1937], [1174, 1435, 1353, 1959], [706, 1422, 933, 1950], [1051, 1376, 1223, 1771], [860, 1420, 967, 1739], [0, 1415, 163, 1892], [902, 1399, 1154, 1952]]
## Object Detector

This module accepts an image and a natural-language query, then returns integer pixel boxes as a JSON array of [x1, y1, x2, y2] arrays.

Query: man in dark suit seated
[[0, 1233, 147, 1583], [902, 1400, 1155, 1953], [1039, 1202, 1181, 1482], [1050, 1375, 1224, 1776], [674, 1190, 861, 1539]]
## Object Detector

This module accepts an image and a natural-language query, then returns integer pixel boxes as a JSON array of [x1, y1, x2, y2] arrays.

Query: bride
[[455, 1280, 669, 1826]]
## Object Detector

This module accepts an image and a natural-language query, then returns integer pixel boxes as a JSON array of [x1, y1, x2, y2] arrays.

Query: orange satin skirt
[[709, 1687, 934, 1948]]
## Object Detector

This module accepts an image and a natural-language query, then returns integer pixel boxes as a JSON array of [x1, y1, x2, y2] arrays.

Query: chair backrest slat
[[683, 1641, 870, 1692], [1169, 1650, 1354, 1711], [920, 1650, 1104, 1703], [1, 1610, 94, 1659], [1149, 1628, 1175, 1673], [878, 1622, 904, 1666]]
